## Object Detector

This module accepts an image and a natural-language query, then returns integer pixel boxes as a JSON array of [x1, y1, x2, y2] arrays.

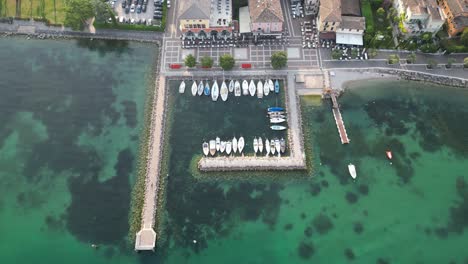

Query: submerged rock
[[298, 241, 315, 259], [312, 214, 334, 235]]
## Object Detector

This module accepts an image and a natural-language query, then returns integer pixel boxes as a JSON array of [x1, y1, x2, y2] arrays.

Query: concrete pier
[[198, 73, 307, 171], [330, 92, 350, 144]]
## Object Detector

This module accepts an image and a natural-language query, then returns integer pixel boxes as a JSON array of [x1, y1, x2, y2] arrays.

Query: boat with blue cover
[[268, 106, 284, 112], [274, 80, 280, 94], [204, 81, 211, 96]]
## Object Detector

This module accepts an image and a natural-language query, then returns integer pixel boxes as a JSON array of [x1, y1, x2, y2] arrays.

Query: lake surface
[[0, 37, 467, 264]]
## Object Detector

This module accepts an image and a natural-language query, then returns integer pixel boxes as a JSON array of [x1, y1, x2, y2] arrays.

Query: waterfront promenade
[[198, 73, 307, 171]]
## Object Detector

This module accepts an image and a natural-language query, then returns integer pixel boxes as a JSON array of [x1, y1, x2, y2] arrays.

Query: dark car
[[153, 14, 162, 19], [122, 0, 126, 8], [154, 1, 162, 7], [136, 4, 141, 13], [142, 4, 147, 12], [154, 6, 162, 10], [125, 5, 130, 13]]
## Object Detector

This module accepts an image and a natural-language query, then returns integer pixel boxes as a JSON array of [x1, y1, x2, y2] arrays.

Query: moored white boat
[[249, 80, 256, 96], [242, 80, 249, 96], [238, 136, 245, 153], [211, 80, 219, 101], [228, 80, 234, 93], [202, 142, 209, 156], [257, 80, 263, 98], [270, 140, 276, 155], [232, 137, 238, 153], [253, 137, 258, 153], [265, 139, 270, 156], [220, 81, 228, 101], [270, 118, 286, 124], [179, 80, 186, 93], [264, 80, 270, 96], [258, 137, 263, 153], [268, 79, 274, 92], [275, 139, 281, 155], [191, 81, 197, 96], [235, 80, 241, 97], [386, 150, 392, 160], [269, 113, 286, 119], [197, 80, 204, 96], [209, 140, 216, 156], [271, 125, 287, 131], [220, 141, 226, 153], [348, 164, 357, 179], [280, 138, 286, 153], [226, 141, 232, 155], [215, 137, 221, 152]]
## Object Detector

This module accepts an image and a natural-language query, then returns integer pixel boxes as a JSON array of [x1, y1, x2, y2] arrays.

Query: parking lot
[[111, 0, 164, 26]]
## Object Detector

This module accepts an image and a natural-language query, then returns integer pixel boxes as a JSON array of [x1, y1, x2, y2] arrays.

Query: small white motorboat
[[275, 138, 281, 155], [220, 141, 226, 153], [228, 80, 234, 93], [264, 80, 270, 96], [179, 80, 186, 94], [253, 137, 258, 153], [280, 138, 286, 153], [226, 141, 232, 155], [211, 80, 219, 101], [271, 125, 287, 131], [270, 118, 286, 124], [268, 79, 274, 92], [348, 164, 357, 179], [238, 136, 245, 153], [202, 142, 209, 156], [386, 150, 393, 160], [270, 140, 276, 155], [220, 81, 228, 101], [232, 137, 238, 153], [209, 140, 216, 156], [265, 139, 270, 156], [257, 80, 263, 98], [249, 80, 256, 96], [197, 80, 204, 96], [242, 80, 249, 96], [235, 80, 241, 97], [269, 113, 286, 119], [215, 137, 221, 152], [258, 137, 263, 153], [191, 81, 197, 96]]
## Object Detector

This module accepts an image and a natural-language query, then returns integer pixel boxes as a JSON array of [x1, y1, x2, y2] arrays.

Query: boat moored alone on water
[[211, 80, 219, 101], [271, 125, 287, 131], [242, 80, 249, 96], [220, 81, 228, 101], [202, 142, 209, 156], [249, 80, 256, 96], [179, 80, 186, 94], [204, 81, 211, 96], [386, 150, 393, 160], [198, 80, 204, 96], [235, 80, 241, 96], [191, 81, 197, 96], [348, 164, 357, 179], [257, 80, 263, 98]]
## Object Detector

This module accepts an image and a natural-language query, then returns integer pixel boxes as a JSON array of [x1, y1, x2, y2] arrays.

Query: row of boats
[[203, 136, 245, 156], [179, 79, 281, 101], [268, 106, 288, 131], [202, 136, 286, 156]]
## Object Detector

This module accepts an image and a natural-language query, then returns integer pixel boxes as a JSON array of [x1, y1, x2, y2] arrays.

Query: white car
[[130, 4, 135, 13]]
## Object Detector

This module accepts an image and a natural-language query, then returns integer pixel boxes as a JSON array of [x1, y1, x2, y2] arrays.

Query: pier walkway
[[330, 92, 350, 144], [199, 73, 306, 171], [134, 72, 166, 251]]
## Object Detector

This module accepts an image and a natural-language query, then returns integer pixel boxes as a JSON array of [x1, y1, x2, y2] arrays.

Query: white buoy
[[193, 240, 197, 244]]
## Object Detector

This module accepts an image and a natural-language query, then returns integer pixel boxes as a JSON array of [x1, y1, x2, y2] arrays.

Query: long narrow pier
[[330, 92, 350, 144], [134, 71, 166, 251], [198, 74, 307, 171]]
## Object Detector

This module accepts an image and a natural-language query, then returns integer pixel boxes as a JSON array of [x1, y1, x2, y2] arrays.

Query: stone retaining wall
[[372, 68, 468, 88]]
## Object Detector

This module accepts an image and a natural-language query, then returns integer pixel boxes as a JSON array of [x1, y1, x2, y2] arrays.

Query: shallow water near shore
[[0, 36, 468, 264]]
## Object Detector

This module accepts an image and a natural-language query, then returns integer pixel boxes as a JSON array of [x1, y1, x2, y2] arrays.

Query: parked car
[[130, 4, 135, 13], [154, 6, 162, 10], [142, 5, 147, 12], [153, 14, 162, 19], [122, 0, 126, 8], [125, 5, 130, 13], [136, 4, 141, 13]]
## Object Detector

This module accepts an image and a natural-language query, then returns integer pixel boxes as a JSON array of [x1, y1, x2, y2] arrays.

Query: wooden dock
[[198, 74, 307, 171], [330, 92, 350, 144]]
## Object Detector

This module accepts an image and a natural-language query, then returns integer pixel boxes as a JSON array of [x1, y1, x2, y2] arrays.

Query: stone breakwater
[[372, 68, 468, 88]]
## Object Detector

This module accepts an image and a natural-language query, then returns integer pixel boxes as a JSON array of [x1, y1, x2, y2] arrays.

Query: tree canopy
[[271, 51, 287, 69], [184, 54, 196, 68], [65, 0, 95, 30], [200, 56, 214, 68], [219, 54, 235, 70], [461, 28, 468, 46]]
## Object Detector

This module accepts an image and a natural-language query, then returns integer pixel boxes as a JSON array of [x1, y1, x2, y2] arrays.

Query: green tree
[[219, 54, 235, 70], [331, 49, 342, 60], [406, 53, 416, 64], [427, 59, 437, 69], [184, 54, 196, 68], [464, 57, 468, 68], [461, 28, 468, 46], [94, 0, 114, 24], [64, 0, 95, 30], [271, 51, 288, 69], [376, 7, 385, 19], [387, 54, 400, 64], [200, 56, 213, 68]]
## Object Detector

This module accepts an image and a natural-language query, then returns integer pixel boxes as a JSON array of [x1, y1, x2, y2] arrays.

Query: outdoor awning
[[336, 31, 363, 46], [239, 6, 251, 34]]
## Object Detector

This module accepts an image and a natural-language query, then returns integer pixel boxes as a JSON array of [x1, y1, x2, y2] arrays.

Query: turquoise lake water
[[0, 38, 467, 264]]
